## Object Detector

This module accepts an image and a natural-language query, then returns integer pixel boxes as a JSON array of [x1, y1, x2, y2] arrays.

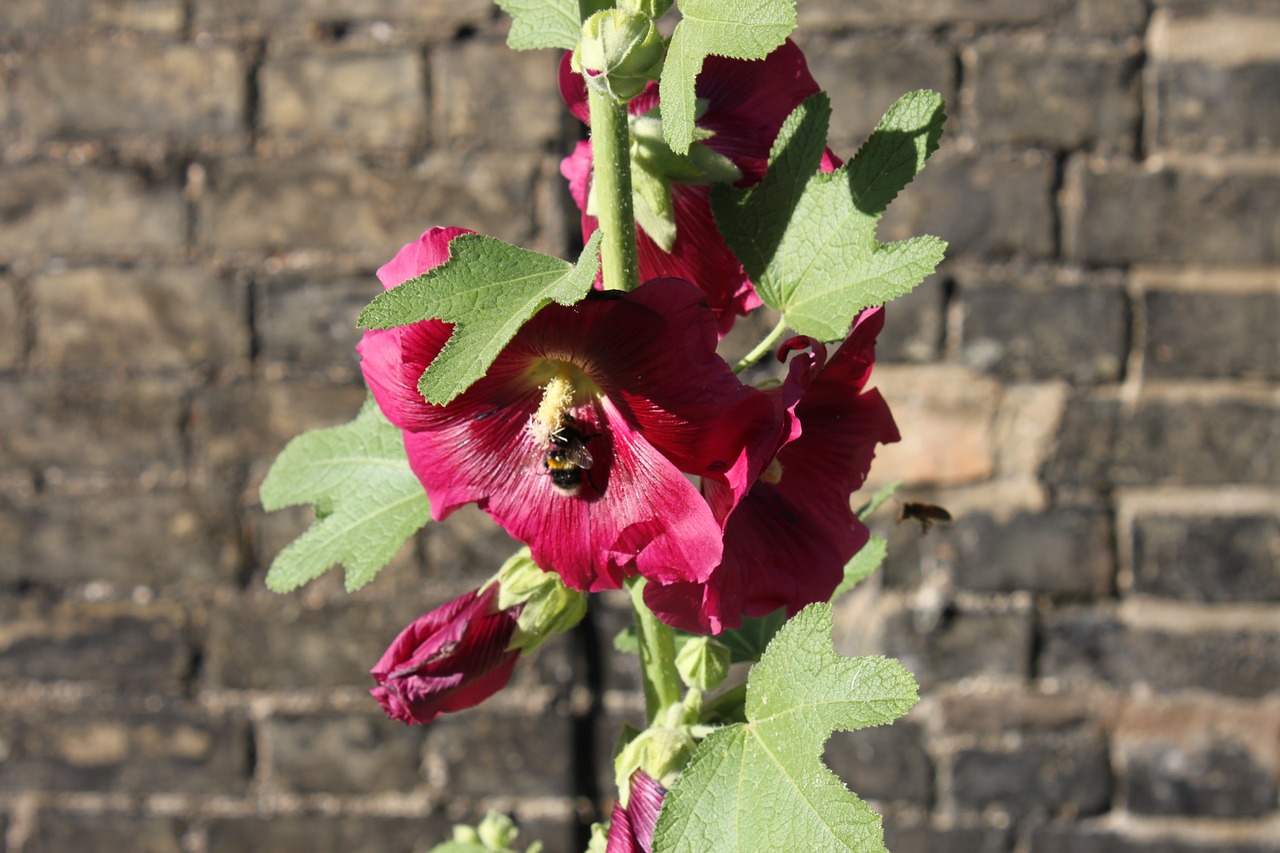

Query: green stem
[[733, 316, 789, 374], [587, 80, 640, 292], [627, 577, 682, 722]]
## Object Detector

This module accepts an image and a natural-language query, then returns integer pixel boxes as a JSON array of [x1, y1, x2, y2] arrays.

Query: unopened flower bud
[[675, 635, 731, 691], [614, 725, 695, 803], [476, 811, 520, 850], [497, 549, 588, 653], [573, 9, 664, 101]]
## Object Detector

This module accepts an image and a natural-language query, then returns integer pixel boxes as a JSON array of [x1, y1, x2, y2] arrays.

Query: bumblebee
[[542, 420, 595, 496]]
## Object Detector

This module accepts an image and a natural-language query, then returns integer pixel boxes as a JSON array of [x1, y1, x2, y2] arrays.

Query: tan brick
[[0, 277, 22, 370], [800, 0, 1064, 29], [14, 41, 244, 141], [431, 39, 562, 149], [867, 365, 1001, 487], [195, 0, 493, 33], [201, 153, 544, 256], [0, 163, 186, 259], [31, 266, 248, 373], [261, 48, 424, 149], [0, 0, 183, 34], [1150, 7, 1280, 66], [0, 378, 186, 477]]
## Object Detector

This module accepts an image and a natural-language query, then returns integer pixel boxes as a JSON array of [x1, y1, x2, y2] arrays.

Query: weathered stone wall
[[0, 1, 1276, 851]]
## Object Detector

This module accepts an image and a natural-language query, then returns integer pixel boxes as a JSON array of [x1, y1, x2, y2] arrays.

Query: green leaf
[[358, 232, 603, 405], [260, 399, 430, 593], [832, 535, 886, 601], [495, 0, 583, 51], [659, 0, 797, 154], [856, 480, 901, 520], [715, 608, 787, 663], [712, 90, 947, 341], [652, 603, 918, 852]]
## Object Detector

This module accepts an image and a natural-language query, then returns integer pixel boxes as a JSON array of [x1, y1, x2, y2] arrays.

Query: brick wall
[[0, 2, 1276, 852]]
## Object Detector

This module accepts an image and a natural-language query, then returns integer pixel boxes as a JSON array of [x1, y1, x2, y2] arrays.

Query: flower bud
[[675, 635, 731, 692], [573, 9, 664, 101], [496, 548, 588, 653], [476, 811, 520, 850], [614, 725, 695, 803]]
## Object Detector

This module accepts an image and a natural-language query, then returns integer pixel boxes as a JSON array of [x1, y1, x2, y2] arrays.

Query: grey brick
[[960, 282, 1128, 383], [878, 276, 945, 363], [256, 274, 374, 374], [1041, 393, 1120, 493], [1030, 823, 1280, 853], [431, 39, 562, 150], [264, 712, 426, 793], [200, 153, 544, 256], [206, 815, 451, 853], [13, 41, 243, 141], [0, 599, 189, 690], [883, 824, 1011, 853], [0, 379, 186, 477], [31, 266, 249, 374], [261, 48, 425, 149], [951, 732, 1112, 817], [1071, 161, 1280, 265], [1068, 0, 1150, 36], [880, 149, 1057, 259], [1112, 397, 1279, 487], [824, 719, 933, 804], [0, 163, 186, 259], [204, 595, 428, 689], [953, 509, 1114, 596], [0, 487, 240, 587], [796, 34, 955, 152], [432, 707, 575, 798], [0, 707, 250, 794], [422, 503, 524, 587], [799, 0, 1066, 28], [1155, 62, 1280, 153], [1144, 289, 1280, 380], [969, 43, 1139, 152], [29, 814, 184, 853], [883, 608, 1032, 690], [1039, 608, 1280, 698], [1124, 735, 1278, 818], [1131, 513, 1280, 602]]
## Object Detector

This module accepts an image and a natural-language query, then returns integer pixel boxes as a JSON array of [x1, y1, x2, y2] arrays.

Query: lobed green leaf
[[495, 0, 583, 51], [659, 0, 797, 154], [358, 232, 602, 406], [652, 603, 918, 852], [260, 399, 430, 593], [712, 89, 948, 341]]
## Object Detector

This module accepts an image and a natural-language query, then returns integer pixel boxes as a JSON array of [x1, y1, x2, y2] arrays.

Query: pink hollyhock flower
[[607, 771, 666, 853], [359, 228, 774, 595], [560, 40, 837, 336], [645, 307, 900, 634], [371, 584, 520, 725]]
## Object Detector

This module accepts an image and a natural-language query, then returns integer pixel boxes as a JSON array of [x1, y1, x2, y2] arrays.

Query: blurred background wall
[[0, 1, 1277, 851]]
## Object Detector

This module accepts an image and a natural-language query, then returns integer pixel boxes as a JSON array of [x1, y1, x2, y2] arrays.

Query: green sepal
[[675, 636, 732, 691], [496, 549, 588, 653]]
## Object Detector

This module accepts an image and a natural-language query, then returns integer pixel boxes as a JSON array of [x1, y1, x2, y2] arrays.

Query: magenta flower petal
[[646, 308, 899, 634], [359, 237, 775, 593], [607, 771, 666, 853], [371, 585, 521, 725]]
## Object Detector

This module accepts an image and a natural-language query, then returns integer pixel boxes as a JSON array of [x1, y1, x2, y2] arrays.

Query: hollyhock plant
[[646, 307, 900, 634], [560, 40, 837, 335], [358, 228, 775, 596], [371, 583, 521, 725]]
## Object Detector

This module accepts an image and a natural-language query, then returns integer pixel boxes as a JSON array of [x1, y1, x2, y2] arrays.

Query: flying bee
[[541, 417, 596, 496], [897, 501, 952, 535]]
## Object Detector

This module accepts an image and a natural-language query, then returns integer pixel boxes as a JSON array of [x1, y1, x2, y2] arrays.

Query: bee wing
[[565, 442, 594, 470]]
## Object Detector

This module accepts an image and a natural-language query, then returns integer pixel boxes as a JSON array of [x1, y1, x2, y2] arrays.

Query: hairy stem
[[734, 316, 789, 374], [586, 81, 641, 293], [627, 577, 682, 722]]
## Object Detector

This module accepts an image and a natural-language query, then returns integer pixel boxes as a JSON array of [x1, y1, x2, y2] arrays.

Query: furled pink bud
[[606, 771, 667, 853]]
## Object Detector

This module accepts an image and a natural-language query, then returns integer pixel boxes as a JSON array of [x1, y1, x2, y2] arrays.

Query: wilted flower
[[646, 307, 899, 634]]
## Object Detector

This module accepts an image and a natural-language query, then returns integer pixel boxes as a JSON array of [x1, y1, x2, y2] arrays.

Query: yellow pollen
[[760, 458, 784, 485], [529, 364, 577, 446]]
